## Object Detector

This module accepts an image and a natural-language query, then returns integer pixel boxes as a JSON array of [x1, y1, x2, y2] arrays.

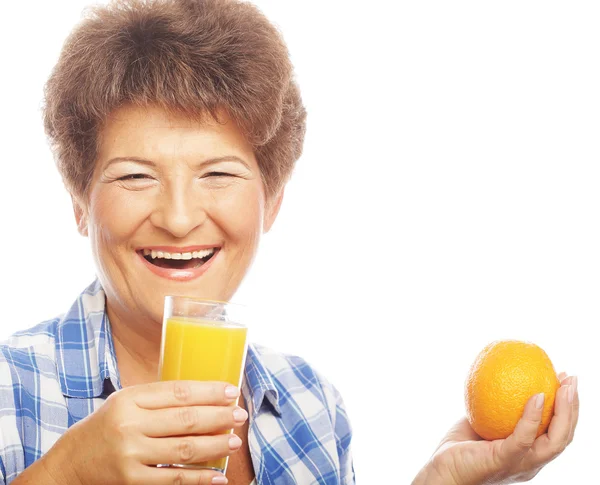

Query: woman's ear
[[263, 188, 285, 233], [71, 195, 89, 236]]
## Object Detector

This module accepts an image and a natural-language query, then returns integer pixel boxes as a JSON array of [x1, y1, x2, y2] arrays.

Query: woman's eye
[[118, 174, 151, 181], [206, 172, 233, 177]]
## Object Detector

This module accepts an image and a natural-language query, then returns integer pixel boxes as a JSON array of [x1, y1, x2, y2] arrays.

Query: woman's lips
[[137, 248, 220, 282]]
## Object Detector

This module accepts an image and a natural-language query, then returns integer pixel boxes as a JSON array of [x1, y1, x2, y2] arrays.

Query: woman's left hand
[[412, 373, 579, 485]]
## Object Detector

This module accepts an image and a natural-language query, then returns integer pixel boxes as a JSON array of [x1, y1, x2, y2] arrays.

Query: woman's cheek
[[93, 188, 153, 239], [217, 185, 265, 241]]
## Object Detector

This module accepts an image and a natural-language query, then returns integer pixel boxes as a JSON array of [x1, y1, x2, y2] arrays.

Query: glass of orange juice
[[158, 296, 248, 473]]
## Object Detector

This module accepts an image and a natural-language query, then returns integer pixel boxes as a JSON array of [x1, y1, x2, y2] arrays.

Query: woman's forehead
[[97, 104, 255, 165]]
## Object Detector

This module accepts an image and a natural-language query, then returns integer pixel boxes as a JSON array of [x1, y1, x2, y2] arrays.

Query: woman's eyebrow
[[104, 156, 156, 168], [193, 156, 251, 170], [104, 155, 250, 170]]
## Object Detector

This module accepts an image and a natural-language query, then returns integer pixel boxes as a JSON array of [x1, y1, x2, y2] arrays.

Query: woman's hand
[[413, 373, 579, 485], [30, 381, 247, 485]]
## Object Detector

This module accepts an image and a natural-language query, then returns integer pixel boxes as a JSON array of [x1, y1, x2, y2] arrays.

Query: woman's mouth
[[140, 248, 217, 270], [136, 247, 220, 281]]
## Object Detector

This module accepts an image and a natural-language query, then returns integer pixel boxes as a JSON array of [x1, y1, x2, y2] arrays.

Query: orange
[[465, 340, 560, 441]]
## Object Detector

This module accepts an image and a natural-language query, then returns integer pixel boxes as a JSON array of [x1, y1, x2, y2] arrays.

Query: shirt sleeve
[[332, 385, 355, 485], [0, 349, 25, 484]]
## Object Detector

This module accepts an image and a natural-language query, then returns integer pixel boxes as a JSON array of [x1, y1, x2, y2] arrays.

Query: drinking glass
[[158, 296, 248, 473]]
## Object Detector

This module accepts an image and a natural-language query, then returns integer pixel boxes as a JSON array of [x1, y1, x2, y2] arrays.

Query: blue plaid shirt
[[0, 280, 354, 484]]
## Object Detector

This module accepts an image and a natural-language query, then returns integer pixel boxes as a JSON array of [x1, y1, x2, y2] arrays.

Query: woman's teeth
[[142, 248, 215, 260], [141, 247, 217, 271]]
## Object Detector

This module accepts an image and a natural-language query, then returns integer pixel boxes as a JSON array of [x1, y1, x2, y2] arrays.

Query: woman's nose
[[149, 183, 207, 238]]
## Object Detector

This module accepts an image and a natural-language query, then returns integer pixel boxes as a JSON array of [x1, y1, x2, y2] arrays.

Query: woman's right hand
[[31, 381, 247, 485], [412, 374, 579, 485]]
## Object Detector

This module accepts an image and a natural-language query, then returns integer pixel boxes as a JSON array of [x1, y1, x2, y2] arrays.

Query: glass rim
[[163, 295, 247, 327], [164, 295, 246, 308]]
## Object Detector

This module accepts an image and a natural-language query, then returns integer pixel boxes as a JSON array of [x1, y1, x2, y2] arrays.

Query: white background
[[1, 1, 599, 483]]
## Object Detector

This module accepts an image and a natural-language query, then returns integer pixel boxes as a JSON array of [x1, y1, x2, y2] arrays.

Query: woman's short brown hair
[[43, 0, 306, 200]]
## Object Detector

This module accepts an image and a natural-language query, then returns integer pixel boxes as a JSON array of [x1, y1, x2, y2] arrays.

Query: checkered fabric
[[0, 280, 354, 484]]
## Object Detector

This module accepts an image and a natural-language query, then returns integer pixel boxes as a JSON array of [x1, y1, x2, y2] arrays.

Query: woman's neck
[[107, 304, 162, 388]]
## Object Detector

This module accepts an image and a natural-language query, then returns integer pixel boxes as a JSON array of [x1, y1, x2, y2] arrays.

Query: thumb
[[499, 393, 545, 461]]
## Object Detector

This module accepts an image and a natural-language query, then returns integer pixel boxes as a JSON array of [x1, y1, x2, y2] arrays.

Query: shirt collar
[[56, 280, 281, 416], [56, 280, 120, 398], [244, 344, 282, 417]]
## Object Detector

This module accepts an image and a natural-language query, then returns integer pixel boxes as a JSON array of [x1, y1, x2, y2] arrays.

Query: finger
[[546, 384, 572, 443], [563, 376, 579, 444], [140, 433, 243, 466], [142, 405, 248, 437], [133, 381, 240, 409], [530, 384, 572, 463], [499, 393, 544, 461], [134, 465, 228, 485], [557, 371, 567, 382]]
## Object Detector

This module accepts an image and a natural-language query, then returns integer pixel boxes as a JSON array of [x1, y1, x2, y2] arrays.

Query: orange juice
[[159, 317, 248, 471]]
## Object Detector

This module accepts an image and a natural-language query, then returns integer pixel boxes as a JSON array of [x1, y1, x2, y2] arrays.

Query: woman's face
[[74, 104, 281, 326]]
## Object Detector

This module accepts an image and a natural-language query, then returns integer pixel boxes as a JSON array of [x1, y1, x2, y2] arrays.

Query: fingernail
[[225, 386, 239, 399], [212, 477, 228, 484], [568, 377, 577, 404], [229, 434, 242, 450], [233, 407, 248, 423], [535, 393, 545, 409]]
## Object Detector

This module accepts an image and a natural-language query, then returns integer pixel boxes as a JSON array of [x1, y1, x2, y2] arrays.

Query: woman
[[0, 0, 578, 484]]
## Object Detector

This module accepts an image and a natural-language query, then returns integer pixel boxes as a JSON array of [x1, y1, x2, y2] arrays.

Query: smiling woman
[[0, 1, 584, 485], [78, 105, 276, 331], [0, 1, 353, 484]]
